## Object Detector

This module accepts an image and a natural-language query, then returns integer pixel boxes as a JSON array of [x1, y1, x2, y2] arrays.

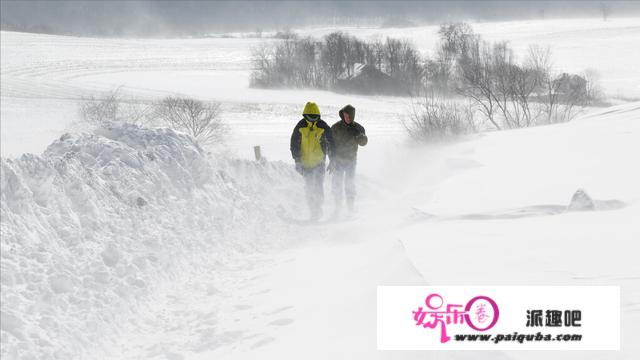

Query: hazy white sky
[[1, 0, 637, 36]]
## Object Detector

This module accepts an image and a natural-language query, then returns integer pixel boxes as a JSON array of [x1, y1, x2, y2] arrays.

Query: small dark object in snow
[[136, 197, 148, 207], [568, 189, 595, 211]]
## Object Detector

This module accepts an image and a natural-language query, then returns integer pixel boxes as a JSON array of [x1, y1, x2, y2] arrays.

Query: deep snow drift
[[0, 124, 306, 359]]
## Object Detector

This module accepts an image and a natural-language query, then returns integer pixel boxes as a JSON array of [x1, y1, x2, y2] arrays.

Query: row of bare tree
[[429, 23, 600, 129], [251, 32, 423, 93], [404, 22, 603, 141], [252, 24, 601, 134]]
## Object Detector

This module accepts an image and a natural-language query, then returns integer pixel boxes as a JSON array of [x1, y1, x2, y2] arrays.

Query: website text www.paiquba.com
[[455, 332, 583, 344]]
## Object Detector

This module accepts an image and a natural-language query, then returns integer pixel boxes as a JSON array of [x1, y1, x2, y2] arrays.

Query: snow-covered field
[[1, 17, 639, 360], [2, 17, 639, 158]]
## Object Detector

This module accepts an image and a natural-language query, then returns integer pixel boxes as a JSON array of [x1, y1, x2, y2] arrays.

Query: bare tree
[[79, 88, 153, 126], [527, 45, 553, 73], [537, 72, 592, 124], [583, 68, 602, 104], [504, 51, 548, 128], [396, 40, 424, 94], [556, 73, 590, 119], [433, 22, 476, 93], [366, 38, 385, 71], [251, 30, 424, 94], [456, 38, 502, 130], [457, 41, 560, 129], [403, 91, 476, 142], [250, 44, 274, 87], [525, 45, 576, 124], [79, 90, 120, 124], [154, 97, 226, 147], [321, 32, 349, 86]]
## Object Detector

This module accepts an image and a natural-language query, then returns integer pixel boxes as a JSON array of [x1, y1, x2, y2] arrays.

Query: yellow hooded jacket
[[290, 117, 334, 168]]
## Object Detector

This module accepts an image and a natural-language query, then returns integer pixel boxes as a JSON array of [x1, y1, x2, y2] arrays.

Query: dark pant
[[332, 160, 356, 210], [303, 163, 325, 217]]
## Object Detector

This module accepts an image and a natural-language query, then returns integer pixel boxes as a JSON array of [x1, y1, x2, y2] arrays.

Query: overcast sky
[[1, 0, 637, 36]]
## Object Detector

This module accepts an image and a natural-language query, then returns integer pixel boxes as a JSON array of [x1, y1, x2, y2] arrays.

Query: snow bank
[[0, 124, 303, 359], [398, 102, 640, 359]]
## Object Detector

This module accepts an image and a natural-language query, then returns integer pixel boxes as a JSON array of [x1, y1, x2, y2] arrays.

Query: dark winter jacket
[[290, 117, 334, 168], [331, 105, 367, 163]]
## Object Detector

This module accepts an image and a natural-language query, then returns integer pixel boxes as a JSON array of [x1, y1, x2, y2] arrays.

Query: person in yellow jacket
[[290, 102, 334, 219]]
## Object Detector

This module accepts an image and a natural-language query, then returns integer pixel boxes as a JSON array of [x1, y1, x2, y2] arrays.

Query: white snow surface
[[1, 16, 639, 360], [2, 104, 639, 359], [0, 124, 306, 359]]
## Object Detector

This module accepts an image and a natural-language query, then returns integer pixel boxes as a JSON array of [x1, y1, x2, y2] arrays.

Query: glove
[[294, 161, 303, 175]]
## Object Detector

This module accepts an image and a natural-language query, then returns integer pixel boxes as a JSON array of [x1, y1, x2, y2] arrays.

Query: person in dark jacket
[[329, 104, 367, 213], [290, 102, 334, 219]]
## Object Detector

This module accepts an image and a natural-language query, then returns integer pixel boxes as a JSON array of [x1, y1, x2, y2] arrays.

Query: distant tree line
[[429, 23, 600, 128], [250, 31, 423, 94], [252, 23, 601, 136], [406, 23, 602, 141]]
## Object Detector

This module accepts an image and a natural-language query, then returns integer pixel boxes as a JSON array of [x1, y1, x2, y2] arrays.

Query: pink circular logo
[[464, 295, 499, 331]]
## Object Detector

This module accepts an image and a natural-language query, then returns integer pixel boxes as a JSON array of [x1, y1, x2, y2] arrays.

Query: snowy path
[[99, 152, 508, 360], [101, 193, 424, 359], [103, 203, 503, 360]]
